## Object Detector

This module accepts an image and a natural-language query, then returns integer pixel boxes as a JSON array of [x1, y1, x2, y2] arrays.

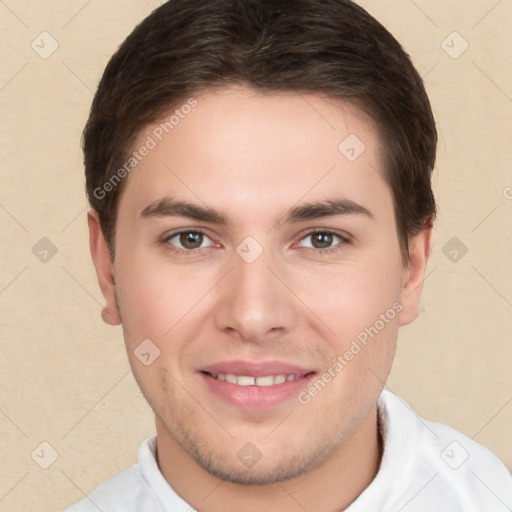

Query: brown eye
[[298, 231, 347, 251], [310, 232, 334, 249], [179, 232, 203, 249], [166, 230, 214, 251]]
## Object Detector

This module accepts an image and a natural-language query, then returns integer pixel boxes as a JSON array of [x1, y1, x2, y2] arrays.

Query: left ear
[[398, 227, 433, 326]]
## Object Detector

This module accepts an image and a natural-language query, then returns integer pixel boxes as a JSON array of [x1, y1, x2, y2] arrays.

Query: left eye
[[299, 232, 345, 250], [166, 231, 215, 250]]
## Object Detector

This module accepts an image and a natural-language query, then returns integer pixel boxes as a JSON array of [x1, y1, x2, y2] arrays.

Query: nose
[[213, 247, 298, 343]]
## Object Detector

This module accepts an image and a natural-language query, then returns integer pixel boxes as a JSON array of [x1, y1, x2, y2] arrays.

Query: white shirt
[[65, 391, 512, 511]]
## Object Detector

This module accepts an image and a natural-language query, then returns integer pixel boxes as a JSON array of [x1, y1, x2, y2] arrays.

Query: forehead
[[118, 86, 392, 223]]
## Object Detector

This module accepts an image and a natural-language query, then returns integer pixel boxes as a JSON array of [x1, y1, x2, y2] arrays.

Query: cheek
[[114, 262, 211, 394], [293, 252, 403, 397], [114, 252, 213, 345], [295, 254, 403, 342]]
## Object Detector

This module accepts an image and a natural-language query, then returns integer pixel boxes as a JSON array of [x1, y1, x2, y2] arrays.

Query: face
[[89, 86, 430, 485]]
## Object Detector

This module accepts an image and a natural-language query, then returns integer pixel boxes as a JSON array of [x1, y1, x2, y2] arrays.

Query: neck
[[155, 407, 382, 512]]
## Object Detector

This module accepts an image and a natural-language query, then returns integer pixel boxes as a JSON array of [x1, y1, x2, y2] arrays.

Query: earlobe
[[398, 227, 433, 327], [87, 209, 122, 326]]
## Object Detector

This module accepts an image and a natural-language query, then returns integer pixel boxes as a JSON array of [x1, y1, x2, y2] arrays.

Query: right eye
[[163, 230, 216, 252]]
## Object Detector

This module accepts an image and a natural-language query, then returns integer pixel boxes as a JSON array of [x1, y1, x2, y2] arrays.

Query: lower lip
[[199, 372, 316, 410]]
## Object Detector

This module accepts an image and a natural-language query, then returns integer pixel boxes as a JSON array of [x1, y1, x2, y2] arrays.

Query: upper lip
[[200, 360, 316, 377]]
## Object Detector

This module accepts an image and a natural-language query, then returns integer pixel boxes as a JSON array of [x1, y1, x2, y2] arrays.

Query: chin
[[194, 453, 317, 486], [173, 425, 342, 486]]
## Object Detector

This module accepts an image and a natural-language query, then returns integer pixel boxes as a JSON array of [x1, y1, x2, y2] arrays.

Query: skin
[[88, 86, 432, 512]]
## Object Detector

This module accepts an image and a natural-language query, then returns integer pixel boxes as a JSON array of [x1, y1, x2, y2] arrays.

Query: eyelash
[[161, 228, 214, 256], [298, 229, 352, 255], [161, 228, 352, 256]]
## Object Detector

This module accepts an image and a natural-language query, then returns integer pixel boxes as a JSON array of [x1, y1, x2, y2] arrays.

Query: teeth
[[211, 373, 301, 386], [237, 376, 256, 386], [255, 376, 275, 387]]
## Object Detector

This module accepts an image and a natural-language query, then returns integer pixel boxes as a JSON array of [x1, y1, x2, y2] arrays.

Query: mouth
[[202, 372, 313, 387], [198, 361, 317, 410]]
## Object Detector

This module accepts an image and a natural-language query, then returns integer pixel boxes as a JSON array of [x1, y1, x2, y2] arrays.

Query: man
[[66, 0, 512, 510]]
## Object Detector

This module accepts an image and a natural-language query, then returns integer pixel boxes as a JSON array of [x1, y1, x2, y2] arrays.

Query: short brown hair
[[83, 0, 437, 261]]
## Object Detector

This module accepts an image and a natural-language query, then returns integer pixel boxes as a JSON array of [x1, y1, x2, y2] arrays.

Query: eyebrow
[[140, 198, 227, 224], [140, 197, 374, 224], [283, 199, 374, 223]]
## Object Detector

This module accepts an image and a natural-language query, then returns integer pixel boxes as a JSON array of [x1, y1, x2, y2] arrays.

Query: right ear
[[87, 209, 122, 326]]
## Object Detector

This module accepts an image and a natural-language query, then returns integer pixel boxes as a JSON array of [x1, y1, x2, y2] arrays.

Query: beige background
[[0, 1, 511, 510]]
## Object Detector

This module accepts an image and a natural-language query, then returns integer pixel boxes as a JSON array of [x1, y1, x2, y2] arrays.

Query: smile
[[199, 365, 317, 410], [204, 372, 307, 386]]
